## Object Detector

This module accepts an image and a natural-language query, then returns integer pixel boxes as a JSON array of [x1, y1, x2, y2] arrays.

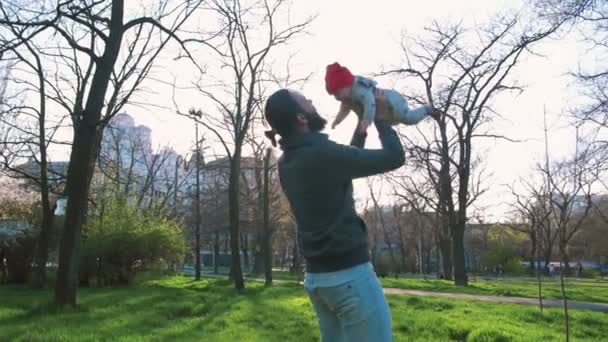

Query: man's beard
[[304, 110, 327, 132]]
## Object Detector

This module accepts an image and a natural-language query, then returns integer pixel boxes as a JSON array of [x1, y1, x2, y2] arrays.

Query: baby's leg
[[385, 89, 431, 125], [399, 106, 432, 125]]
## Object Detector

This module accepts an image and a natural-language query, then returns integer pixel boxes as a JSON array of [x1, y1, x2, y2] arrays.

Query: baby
[[325, 62, 435, 132]]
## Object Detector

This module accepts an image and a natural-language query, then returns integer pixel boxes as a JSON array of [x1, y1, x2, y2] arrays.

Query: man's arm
[[350, 121, 367, 147], [322, 119, 405, 180]]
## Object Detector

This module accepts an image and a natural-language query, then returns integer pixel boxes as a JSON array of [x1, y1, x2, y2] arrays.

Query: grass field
[[235, 268, 608, 303], [237, 268, 608, 304], [1, 276, 607, 341]]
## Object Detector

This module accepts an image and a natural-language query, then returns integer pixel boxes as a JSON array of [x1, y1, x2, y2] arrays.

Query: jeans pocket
[[319, 280, 365, 325], [318, 274, 381, 327]]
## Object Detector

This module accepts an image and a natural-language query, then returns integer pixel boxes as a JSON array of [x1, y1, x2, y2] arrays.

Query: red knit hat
[[325, 62, 355, 95]]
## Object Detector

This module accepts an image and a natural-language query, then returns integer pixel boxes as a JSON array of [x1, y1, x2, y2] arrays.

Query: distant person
[[264, 88, 404, 341], [576, 262, 583, 278], [549, 264, 555, 277]]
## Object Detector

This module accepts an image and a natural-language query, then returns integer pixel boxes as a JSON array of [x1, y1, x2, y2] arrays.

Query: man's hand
[[358, 120, 372, 133]]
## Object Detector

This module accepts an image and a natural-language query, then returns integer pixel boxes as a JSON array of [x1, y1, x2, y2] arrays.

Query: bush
[[81, 197, 185, 286], [482, 243, 525, 275], [372, 254, 414, 277], [582, 268, 602, 279]]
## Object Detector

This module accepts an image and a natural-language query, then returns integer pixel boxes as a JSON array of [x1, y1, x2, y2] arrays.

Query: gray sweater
[[277, 120, 405, 273]]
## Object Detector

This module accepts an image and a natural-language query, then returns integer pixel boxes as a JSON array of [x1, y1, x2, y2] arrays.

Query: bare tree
[[183, 0, 313, 289], [534, 1, 608, 130], [507, 178, 555, 312], [0, 21, 70, 288], [388, 163, 454, 279], [381, 16, 559, 285], [0, 0, 204, 306], [367, 178, 398, 273]]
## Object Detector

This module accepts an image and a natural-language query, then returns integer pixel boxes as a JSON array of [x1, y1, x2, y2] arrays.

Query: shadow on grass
[[0, 276, 318, 342]]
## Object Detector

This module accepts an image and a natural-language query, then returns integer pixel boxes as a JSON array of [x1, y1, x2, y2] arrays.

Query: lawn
[[379, 276, 608, 304], [206, 267, 608, 303], [1, 276, 607, 341]]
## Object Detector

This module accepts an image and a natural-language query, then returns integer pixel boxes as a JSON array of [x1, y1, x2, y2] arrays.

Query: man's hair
[[264, 89, 303, 145]]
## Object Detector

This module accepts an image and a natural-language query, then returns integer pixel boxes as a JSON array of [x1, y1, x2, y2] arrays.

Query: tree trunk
[[32, 48, 53, 289], [438, 236, 453, 280], [194, 124, 202, 280], [535, 231, 544, 312], [55, 123, 102, 305], [543, 247, 553, 275], [55, 1, 124, 306], [229, 151, 244, 289], [0, 248, 6, 283], [529, 231, 537, 273], [253, 244, 264, 275], [213, 230, 220, 274], [559, 256, 570, 342], [240, 233, 249, 271], [5, 244, 33, 284], [562, 247, 571, 276], [398, 232, 408, 274], [452, 222, 467, 286], [290, 242, 300, 274], [33, 207, 54, 288], [281, 245, 287, 270], [263, 148, 272, 286]]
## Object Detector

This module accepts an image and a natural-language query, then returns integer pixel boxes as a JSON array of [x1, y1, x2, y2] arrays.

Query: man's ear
[[295, 113, 308, 126]]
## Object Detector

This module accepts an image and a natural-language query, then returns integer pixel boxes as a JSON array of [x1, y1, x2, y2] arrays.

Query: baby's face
[[333, 86, 351, 102]]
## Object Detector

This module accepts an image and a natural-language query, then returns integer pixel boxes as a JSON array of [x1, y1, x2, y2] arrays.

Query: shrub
[[481, 243, 524, 275], [82, 196, 185, 286]]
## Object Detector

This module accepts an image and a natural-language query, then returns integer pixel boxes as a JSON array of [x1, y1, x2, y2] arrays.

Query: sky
[[46, 0, 597, 221]]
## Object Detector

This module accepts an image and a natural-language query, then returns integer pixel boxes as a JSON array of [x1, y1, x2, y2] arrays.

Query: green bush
[[82, 197, 185, 286], [481, 243, 524, 275]]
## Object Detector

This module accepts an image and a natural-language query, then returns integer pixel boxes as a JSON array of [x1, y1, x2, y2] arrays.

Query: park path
[[382, 288, 608, 312], [199, 272, 608, 312]]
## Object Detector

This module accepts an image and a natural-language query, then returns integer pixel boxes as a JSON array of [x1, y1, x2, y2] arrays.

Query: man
[[264, 88, 405, 341]]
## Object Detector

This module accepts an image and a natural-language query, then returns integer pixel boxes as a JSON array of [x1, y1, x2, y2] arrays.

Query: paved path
[[196, 272, 608, 312], [382, 288, 608, 312]]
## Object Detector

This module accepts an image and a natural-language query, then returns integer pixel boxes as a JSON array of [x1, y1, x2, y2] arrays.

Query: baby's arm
[[331, 102, 351, 129]]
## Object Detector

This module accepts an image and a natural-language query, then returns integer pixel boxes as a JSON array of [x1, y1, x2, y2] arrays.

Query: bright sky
[[47, 0, 595, 221]]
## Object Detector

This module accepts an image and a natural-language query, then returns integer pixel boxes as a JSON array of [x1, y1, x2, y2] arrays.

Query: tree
[[534, 1, 608, 135], [0, 13, 70, 287], [0, 177, 38, 284], [382, 16, 559, 285], [183, 0, 312, 289], [367, 178, 398, 273], [0, 0, 203, 306], [388, 170, 453, 279]]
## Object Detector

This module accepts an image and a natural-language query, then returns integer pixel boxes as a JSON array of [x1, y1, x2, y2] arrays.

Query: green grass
[[205, 267, 608, 303], [379, 276, 608, 303], [202, 267, 302, 282], [1, 276, 607, 341]]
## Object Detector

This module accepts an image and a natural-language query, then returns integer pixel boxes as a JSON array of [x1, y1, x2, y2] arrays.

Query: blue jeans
[[384, 89, 431, 125], [304, 262, 392, 342]]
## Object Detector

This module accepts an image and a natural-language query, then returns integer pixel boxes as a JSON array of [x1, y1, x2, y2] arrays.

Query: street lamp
[[189, 109, 203, 280], [54, 193, 68, 216]]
